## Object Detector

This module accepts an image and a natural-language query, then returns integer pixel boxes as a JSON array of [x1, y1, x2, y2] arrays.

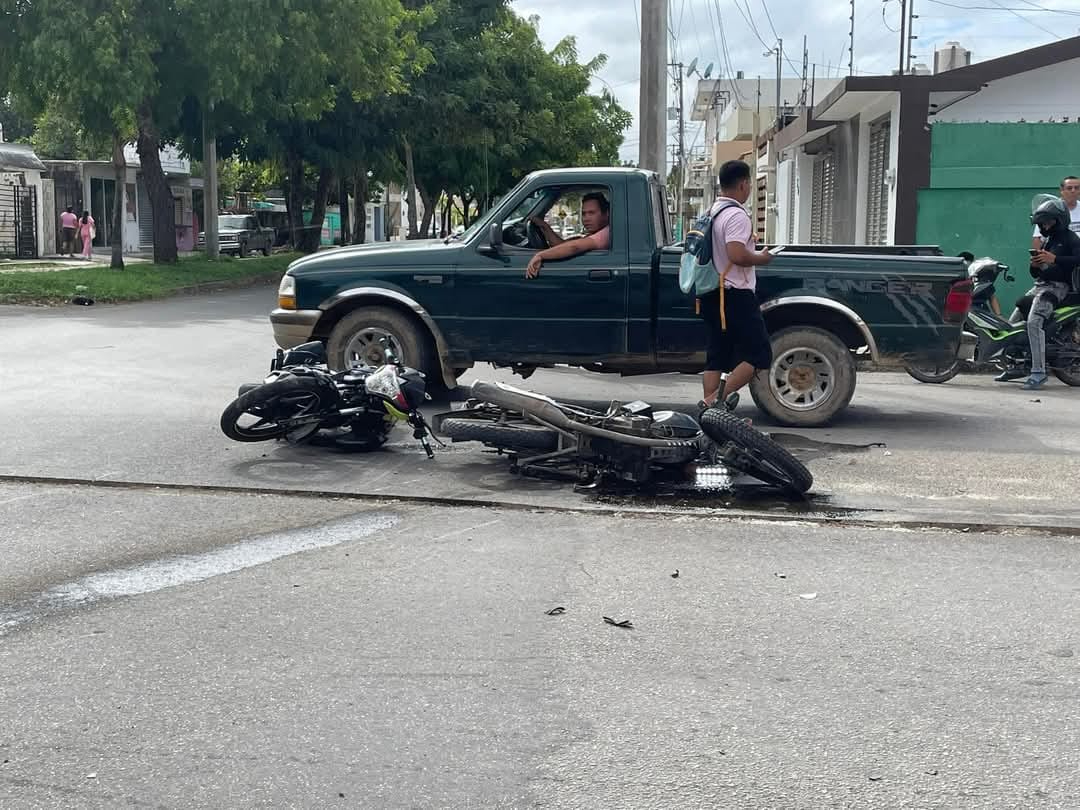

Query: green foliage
[[30, 101, 110, 160]]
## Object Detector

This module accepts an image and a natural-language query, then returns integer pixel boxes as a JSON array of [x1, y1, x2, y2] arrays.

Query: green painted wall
[[916, 122, 1080, 307]]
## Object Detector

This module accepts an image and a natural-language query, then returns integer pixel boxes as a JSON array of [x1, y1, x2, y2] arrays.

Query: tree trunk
[[418, 185, 434, 240], [338, 175, 351, 245], [135, 103, 177, 264], [353, 171, 369, 244], [110, 133, 125, 270], [403, 137, 419, 239], [284, 150, 305, 251], [297, 166, 333, 254]]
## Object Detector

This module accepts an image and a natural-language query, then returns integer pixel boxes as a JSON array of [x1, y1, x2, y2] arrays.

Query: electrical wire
[[921, 0, 1079, 12]]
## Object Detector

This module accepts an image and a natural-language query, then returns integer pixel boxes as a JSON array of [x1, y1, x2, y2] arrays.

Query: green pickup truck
[[271, 167, 971, 427]]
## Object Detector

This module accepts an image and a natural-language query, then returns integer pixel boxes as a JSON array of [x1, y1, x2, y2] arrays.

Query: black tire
[[439, 417, 559, 452], [700, 407, 813, 495], [327, 306, 437, 383], [239, 241, 250, 258], [749, 327, 856, 427], [1052, 321, 1080, 385], [904, 359, 961, 384], [220, 375, 332, 442]]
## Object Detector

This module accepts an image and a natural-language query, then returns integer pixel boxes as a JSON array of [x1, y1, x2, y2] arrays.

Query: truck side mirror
[[481, 222, 503, 256]]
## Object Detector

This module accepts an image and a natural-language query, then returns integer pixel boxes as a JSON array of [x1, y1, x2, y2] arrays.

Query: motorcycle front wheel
[[699, 408, 813, 495], [220, 375, 334, 442]]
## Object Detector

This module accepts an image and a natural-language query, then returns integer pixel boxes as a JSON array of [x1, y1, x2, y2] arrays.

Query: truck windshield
[[219, 216, 250, 229]]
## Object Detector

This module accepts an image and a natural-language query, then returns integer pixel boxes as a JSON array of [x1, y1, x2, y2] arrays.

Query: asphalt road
[[2, 289, 1079, 808], [0, 287, 1077, 529]]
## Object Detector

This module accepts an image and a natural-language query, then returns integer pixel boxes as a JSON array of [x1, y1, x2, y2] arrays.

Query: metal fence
[[0, 185, 38, 259]]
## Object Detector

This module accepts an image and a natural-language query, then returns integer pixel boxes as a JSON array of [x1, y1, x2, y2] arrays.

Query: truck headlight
[[278, 274, 296, 309]]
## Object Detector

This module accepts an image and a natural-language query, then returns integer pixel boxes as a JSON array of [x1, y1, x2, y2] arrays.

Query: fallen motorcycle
[[220, 341, 436, 456], [433, 381, 812, 495]]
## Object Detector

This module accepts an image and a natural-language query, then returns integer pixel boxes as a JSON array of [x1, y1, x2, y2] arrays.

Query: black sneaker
[[994, 369, 1027, 382]]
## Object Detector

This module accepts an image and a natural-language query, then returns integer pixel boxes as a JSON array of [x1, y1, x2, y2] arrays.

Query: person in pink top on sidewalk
[[524, 191, 611, 279], [77, 210, 95, 260], [59, 207, 78, 256], [698, 160, 775, 413]]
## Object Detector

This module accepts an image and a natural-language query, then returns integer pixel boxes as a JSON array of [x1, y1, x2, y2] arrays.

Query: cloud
[[512, 0, 1069, 164]]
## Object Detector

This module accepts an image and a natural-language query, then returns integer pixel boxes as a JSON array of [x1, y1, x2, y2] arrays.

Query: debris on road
[[545, 606, 566, 616], [774, 572, 787, 579], [799, 593, 817, 600], [603, 616, 633, 629], [671, 569, 680, 578]]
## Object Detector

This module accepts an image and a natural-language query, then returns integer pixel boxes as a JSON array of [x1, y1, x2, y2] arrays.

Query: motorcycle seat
[[1058, 292, 1080, 308]]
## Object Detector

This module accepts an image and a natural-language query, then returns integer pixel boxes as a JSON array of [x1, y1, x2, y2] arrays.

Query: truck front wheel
[[327, 306, 439, 384], [749, 327, 856, 427]]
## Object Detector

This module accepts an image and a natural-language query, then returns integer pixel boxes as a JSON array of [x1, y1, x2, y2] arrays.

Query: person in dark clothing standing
[[998, 197, 1080, 389]]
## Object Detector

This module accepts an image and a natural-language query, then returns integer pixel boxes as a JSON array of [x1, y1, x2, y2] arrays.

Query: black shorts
[[698, 287, 772, 372]]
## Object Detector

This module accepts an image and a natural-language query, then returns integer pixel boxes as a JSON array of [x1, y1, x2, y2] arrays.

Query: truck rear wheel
[[327, 306, 438, 382], [749, 327, 856, 427]]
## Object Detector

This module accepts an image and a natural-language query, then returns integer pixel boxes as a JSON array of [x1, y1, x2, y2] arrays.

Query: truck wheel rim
[[768, 347, 836, 412], [344, 327, 403, 367]]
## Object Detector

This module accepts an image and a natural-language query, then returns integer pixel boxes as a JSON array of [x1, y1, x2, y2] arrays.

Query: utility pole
[[800, 35, 809, 109], [907, 0, 919, 72], [774, 38, 783, 130], [849, 0, 856, 75], [638, 0, 668, 175], [202, 98, 219, 259], [669, 60, 686, 237], [898, 0, 908, 74]]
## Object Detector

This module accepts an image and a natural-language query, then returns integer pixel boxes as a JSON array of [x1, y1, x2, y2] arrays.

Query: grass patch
[[0, 253, 300, 305]]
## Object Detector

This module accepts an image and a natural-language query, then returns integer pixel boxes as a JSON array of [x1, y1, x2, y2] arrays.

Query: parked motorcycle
[[905, 256, 1080, 385], [220, 341, 437, 456], [433, 381, 813, 495]]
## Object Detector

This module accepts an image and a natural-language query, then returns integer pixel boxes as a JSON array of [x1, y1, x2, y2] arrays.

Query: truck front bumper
[[270, 308, 322, 349]]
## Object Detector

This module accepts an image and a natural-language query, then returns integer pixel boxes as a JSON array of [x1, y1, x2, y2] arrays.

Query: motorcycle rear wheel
[[904, 359, 961, 384], [221, 375, 333, 442], [699, 408, 813, 495]]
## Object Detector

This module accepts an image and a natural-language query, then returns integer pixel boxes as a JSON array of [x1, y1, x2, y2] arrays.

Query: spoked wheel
[[699, 407, 813, 495], [220, 375, 333, 443]]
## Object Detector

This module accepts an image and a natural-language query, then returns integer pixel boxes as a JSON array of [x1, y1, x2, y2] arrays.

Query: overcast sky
[[511, 0, 1079, 164]]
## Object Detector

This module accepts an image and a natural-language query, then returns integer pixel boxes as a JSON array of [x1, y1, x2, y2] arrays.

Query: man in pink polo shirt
[[525, 191, 611, 279], [699, 160, 774, 413]]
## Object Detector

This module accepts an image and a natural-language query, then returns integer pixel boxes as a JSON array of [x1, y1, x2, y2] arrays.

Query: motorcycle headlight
[[364, 365, 409, 410], [278, 274, 296, 309]]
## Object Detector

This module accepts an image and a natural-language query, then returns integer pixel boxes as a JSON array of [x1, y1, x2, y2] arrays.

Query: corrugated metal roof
[[0, 142, 46, 172]]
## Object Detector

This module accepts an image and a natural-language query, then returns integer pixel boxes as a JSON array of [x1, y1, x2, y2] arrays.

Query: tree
[[29, 101, 110, 160], [0, 95, 35, 143], [398, 8, 632, 228]]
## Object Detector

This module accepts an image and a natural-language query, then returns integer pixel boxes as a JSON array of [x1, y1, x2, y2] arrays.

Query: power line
[[731, 0, 772, 50], [631, 0, 640, 37], [920, 0, 1079, 12], [987, 0, 1063, 36]]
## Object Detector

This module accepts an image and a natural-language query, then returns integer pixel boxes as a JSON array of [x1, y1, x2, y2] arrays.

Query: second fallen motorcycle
[[434, 381, 812, 495]]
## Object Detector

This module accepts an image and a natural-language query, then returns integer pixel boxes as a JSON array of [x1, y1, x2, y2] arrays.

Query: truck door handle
[[588, 270, 613, 282], [413, 274, 443, 285]]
